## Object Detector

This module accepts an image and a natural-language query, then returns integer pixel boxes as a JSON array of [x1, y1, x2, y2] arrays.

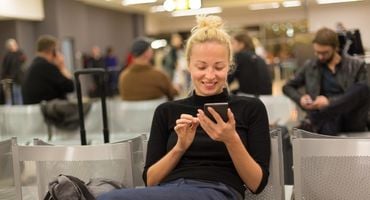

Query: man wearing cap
[[119, 37, 178, 101]]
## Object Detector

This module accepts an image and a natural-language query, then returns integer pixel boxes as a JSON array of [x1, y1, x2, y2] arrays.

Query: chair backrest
[[13, 136, 144, 200], [258, 95, 297, 126], [0, 138, 19, 200], [50, 100, 107, 144], [109, 98, 165, 133], [244, 128, 285, 200], [0, 105, 49, 144], [292, 129, 370, 199]]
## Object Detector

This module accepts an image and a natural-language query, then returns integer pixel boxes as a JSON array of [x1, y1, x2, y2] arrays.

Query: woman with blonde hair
[[98, 15, 270, 200]]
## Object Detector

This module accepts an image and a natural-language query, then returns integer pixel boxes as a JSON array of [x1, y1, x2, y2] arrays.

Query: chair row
[[2, 115, 370, 199], [0, 98, 166, 145], [0, 134, 146, 200]]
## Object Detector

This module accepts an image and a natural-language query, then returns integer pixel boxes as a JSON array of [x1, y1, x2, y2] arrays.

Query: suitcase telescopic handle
[[74, 69, 110, 145]]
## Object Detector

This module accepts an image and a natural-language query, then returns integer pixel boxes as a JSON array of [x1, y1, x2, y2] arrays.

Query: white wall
[[0, 0, 44, 20], [308, 1, 370, 50]]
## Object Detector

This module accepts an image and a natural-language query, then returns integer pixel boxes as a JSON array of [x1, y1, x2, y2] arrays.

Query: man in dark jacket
[[283, 27, 369, 135], [22, 35, 74, 104]]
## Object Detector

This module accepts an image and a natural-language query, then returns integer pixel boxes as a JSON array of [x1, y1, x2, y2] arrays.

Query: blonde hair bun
[[192, 15, 224, 33]]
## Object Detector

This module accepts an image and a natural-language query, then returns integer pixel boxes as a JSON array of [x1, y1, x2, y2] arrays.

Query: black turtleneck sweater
[[142, 89, 270, 196]]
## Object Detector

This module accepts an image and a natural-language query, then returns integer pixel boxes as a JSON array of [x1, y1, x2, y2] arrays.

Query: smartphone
[[204, 102, 228, 122]]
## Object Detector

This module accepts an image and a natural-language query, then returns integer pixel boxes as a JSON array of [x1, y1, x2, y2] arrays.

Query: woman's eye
[[215, 64, 226, 71], [195, 65, 206, 70]]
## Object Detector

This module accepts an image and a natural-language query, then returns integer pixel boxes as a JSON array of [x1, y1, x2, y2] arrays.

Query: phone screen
[[204, 102, 228, 122]]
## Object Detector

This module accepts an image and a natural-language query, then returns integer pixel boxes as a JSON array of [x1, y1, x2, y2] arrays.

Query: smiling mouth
[[202, 81, 217, 88]]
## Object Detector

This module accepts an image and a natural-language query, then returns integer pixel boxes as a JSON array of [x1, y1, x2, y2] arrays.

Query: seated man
[[283, 27, 369, 135], [22, 35, 74, 105], [119, 37, 178, 101]]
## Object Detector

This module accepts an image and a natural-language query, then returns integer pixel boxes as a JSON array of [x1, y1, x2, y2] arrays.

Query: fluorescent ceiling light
[[316, 0, 363, 4], [282, 0, 302, 7], [121, 0, 157, 6], [248, 2, 280, 10], [171, 7, 222, 17], [163, 0, 176, 11], [151, 39, 167, 49], [189, 0, 202, 10]]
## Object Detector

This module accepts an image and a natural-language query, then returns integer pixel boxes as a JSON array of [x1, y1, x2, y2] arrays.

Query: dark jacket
[[22, 57, 74, 104], [283, 55, 368, 108], [228, 50, 272, 95]]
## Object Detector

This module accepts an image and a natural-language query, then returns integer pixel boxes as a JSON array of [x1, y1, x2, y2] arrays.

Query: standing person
[[283, 27, 369, 135], [98, 15, 270, 200], [22, 35, 74, 105], [104, 46, 119, 96], [228, 32, 272, 96], [1, 38, 27, 104], [163, 33, 183, 80], [118, 37, 178, 101], [86, 46, 105, 97]]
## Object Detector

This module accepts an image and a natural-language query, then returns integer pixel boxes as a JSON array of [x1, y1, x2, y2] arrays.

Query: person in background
[[1, 38, 27, 104], [118, 37, 178, 101], [162, 33, 183, 80], [22, 35, 74, 104], [283, 27, 369, 135], [228, 32, 272, 96], [104, 46, 119, 96], [86, 46, 105, 97], [99, 15, 270, 200]]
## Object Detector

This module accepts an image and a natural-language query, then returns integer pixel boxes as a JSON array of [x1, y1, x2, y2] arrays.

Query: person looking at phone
[[22, 35, 74, 104], [283, 27, 369, 135], [98, 15, 270, 200]]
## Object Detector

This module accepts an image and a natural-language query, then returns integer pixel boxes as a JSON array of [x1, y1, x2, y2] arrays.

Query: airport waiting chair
[[244, 128, 285, 200], [292, 128, 370, 199], [236, 94, 297, 126], [0, 105, 49, 144], [0, 138, 18, 200], [258, 95, 297, 126], [12, 135, 144, 200], [109, 98, 166, 134], [49, 100, 103, 144]]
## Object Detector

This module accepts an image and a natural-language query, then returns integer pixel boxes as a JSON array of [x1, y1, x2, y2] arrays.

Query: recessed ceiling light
[[282, 0, 302, 7], [171, 7, 222, 17], [248, 2, 280, 10], [151, 5, 166, 13]]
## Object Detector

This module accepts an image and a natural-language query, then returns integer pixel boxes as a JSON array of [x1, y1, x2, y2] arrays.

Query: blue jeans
[[97, 178, 243, 200]]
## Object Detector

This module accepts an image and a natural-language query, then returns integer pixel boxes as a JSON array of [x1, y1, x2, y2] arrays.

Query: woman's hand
[[197, 108, 238, 144], [174, 114, 199, 152]]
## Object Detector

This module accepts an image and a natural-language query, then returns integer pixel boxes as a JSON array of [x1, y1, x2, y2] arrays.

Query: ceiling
[[77, 0, 356, 16]]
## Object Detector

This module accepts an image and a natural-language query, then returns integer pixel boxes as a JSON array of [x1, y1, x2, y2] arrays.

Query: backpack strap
[[66, 175, 96, 200]]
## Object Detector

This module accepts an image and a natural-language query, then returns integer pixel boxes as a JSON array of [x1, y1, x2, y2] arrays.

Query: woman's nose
[[205, 68, 216, 79]]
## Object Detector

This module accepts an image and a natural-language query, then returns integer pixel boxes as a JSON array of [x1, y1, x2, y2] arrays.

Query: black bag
[[41, 99, 92, 131]]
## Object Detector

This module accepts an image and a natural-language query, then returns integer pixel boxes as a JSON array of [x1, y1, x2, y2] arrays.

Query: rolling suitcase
[[74, 68, 109, 145]]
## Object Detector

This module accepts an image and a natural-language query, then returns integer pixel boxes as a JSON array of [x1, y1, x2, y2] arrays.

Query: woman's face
[[188, 41, 230, 96]]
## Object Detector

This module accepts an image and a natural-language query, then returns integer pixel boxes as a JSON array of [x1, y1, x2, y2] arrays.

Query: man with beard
[[283, 27, 369, 135]]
